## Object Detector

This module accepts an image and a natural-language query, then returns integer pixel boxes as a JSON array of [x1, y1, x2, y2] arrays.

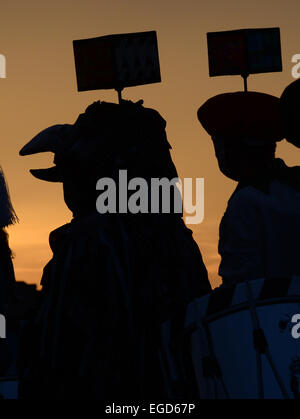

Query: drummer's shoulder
[[219, 186, 262, 241], [226, 184, 264, 215]]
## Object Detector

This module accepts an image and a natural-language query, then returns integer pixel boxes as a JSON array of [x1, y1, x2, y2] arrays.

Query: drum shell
[[185, 277, 300, 399]]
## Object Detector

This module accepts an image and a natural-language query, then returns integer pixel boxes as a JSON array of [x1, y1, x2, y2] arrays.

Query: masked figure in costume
[[198, 90, 300, 286], [19, 99, 211, 399]]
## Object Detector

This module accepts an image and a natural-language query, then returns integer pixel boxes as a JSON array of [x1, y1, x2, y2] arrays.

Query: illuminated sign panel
[[73, 31, 161, 91], [207, 27, 282, 77]]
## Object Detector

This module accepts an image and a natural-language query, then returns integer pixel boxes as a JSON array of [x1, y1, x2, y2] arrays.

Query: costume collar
[[236, 159, 300, 195]]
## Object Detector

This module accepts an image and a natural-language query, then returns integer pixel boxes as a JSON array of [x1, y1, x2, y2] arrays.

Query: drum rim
[[185, 295, 300, 333], [0, 376, 18, 382]]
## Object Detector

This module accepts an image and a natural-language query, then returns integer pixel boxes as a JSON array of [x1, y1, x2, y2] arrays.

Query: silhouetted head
[[280, 79, 300, 147], [0, 166, 17, 268], [210, 136, 277, 181], [19, 100, 178, 216], [0, 167, 18, 228], [197, 91, 284, 181]]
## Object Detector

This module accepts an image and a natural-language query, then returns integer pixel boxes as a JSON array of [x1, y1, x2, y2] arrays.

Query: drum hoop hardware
[[202, 323, 230, 399], [245, 281, 290, 400]]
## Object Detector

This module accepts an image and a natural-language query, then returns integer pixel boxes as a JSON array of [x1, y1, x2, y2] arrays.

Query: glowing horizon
[[2, 0, 300, 289]]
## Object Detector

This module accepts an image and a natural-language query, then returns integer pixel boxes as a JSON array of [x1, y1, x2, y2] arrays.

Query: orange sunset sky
[[1, 0, 300, 289]]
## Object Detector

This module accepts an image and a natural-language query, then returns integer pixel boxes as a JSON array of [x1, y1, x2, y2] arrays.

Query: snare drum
[[185, 277, 300, 399], [0, 377, 19, 399]]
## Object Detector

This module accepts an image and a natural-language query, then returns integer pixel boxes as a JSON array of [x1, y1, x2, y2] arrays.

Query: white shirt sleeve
[[218, 186, 265, 285]]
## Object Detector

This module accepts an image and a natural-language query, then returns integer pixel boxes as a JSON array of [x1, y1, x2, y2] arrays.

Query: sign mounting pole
[[116, 87, 123, 104], [242, 74, 248, 92]]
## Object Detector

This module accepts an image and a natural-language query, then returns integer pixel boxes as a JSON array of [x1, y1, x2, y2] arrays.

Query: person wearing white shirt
[[198, 90, 300, 286]]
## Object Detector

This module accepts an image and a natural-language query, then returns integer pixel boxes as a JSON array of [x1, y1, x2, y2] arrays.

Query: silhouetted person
[[0, 167, 18, 384], [19, 99, 211, 400], [198, 91, 300, 285]]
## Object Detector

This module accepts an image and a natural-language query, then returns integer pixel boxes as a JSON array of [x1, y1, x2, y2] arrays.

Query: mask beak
[[30, 167, 63, 182], [19, 124, 73, 182], [19, 124, 72, 156]]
